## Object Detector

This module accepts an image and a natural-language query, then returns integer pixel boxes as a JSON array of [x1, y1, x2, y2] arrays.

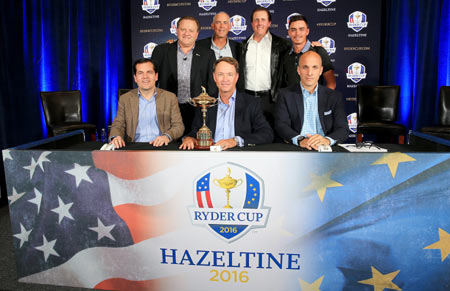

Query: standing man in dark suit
[[151, 16, 217, 134], [196, 12, 241, 61], [240, 7, 291, 126], [274, 51, 348, 150], [180, 57, 273, 150]]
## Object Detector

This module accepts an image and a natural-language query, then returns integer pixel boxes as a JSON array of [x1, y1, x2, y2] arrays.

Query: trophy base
[[195, 138, 213, 150]]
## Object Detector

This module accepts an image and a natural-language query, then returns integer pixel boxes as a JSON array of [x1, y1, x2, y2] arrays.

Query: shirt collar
[[249, 31, 272, 43], [177, 42, 195, 55], [211, 37, 229, 50], [289, 39, 312, 55], [218, 89, 237, 105], [300, 82, 318, 97], [138, 89, 156, 102]]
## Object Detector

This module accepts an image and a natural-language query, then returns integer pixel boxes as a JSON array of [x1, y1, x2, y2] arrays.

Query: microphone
[[183, 56, 187, 61]]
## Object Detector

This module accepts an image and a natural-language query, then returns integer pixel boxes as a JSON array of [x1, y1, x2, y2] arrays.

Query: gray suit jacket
[[110, 88, 184, 142]]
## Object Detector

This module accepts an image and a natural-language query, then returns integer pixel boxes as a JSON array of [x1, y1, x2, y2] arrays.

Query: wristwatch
[[297, 136, 306, 145]]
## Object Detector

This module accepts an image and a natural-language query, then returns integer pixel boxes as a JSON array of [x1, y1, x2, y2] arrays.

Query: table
[[3, 131, 450, 290]]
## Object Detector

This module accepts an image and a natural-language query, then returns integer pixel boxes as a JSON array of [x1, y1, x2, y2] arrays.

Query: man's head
[[133, 58, 158, 92], [177, 16, 200, 48], [213, 57, 239, 96], [211, 12, 231, 40], [251, 7, 271, 39], [297, 51, 323, 91], [288, 15, 309, 47]]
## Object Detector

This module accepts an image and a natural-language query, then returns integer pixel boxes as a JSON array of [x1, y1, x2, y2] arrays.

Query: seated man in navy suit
[[274, 51, 348, 150], [180, 57, 273, 150]]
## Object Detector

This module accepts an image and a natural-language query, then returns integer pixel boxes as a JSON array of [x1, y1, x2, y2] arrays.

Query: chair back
[[118, 89, 132, 99], [40, 90, 82, 128], [439, 86, 450, 125], [357, 85, 400, 123]]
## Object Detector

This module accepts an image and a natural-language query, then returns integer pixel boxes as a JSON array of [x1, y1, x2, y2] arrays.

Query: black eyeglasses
[[356, 141, 381, 150]]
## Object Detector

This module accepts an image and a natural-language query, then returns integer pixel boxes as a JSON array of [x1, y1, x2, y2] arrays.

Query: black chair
[[40, 90, 96, 139], [356, 85, 406, 144], [420, 86, 450, 139]]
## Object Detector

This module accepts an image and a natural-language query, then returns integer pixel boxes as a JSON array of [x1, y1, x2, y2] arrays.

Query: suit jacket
[[274, 84, 349, 143], [239, 32, 291, 101], [151, 41, 217, 99], [186, 91, 274, 145], [196, 37, 242, 61], [110, 88, 184, 142]]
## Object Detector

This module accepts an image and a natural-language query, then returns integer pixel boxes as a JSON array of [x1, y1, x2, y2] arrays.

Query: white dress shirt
[[245, 32, 272, 91]]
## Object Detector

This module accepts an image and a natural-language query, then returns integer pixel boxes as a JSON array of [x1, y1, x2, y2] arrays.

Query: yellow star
[[371, 152, 416, 178], [303, 172, 343, 202], [298, 275, 324, 291], [358, 266, 401, 291], [424, 228, 450, 261]]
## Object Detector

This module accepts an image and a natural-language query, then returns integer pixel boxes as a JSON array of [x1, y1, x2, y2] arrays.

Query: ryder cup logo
[[256, 0, 275, 9], [317, 0, 336, 7], [285, 12, 302, 30], [143, 42, 157, 58], [346, 62, 367, 83], [141, 0, 160, 15], [319, 37, 336, 55], [347, 11, 368, 32], [347, 112, 357, 133], [198, 0, 217, 11], [230, 15, 247, 36], [170, 17, 180, 36], [188, 163, 270, 242]]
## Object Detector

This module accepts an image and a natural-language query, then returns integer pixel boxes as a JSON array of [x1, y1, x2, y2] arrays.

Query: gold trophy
[[213, 168, 243, 209], [188, 86, 218, 149]]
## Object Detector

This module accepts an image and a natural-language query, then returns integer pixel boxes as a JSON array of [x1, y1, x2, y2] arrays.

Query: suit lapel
[[155, 88, 163, 132], [294, 85, 304, 127], [168, 43, 177, 80], [234, 93, 244, 136], [317, 85, 326, 130], [191, 46, 201, 86], [208, 105, 218, 138], [130, 90, 140, 139]]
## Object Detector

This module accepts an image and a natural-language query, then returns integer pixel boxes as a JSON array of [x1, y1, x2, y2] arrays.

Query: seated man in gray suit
[[109, 58, 184, 148], [274, 51, 348, 150]]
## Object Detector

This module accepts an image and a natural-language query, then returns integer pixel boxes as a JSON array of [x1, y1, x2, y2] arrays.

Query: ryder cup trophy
[[188, 86, 218, 149]]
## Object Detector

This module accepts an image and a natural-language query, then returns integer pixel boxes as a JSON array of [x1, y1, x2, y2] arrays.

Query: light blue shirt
[[292, 83, 336, 146], [214, 90, 244, 146], [210, 38, 233, 59], [134, 90, 161, 142]]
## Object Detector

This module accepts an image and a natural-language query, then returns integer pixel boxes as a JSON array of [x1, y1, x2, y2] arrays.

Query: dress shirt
[[291, 83, 336, 146], [214, 90, 244, 146], [210, 38, 233, 59], [177, 44, 194, 104], [245, 32, 272, 91], [134, 90, 161, 142]]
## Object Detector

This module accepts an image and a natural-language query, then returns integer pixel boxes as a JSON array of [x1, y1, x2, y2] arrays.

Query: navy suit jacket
[[274, 84, 349, 144], [187, 91, 274, 145], [151, 41, 218, 99]]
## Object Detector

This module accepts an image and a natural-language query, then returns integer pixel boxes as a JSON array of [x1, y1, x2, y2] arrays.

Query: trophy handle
[[213, 179, 220, 187], [236, 179, 243, 187]]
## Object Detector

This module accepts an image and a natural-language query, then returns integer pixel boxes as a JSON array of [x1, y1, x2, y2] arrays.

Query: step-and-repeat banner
[[131, 0, 382, 137], [4, 149, 450, 290]]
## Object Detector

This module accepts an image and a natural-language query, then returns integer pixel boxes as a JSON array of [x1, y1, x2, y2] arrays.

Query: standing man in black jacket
[[240, 7, 291, 128], [151, 16, 217, 134]]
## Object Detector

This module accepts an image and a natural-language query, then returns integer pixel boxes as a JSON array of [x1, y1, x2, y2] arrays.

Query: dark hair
[[133, 58, 158, 75], [251, 7, 271, 22], [288, 14, 309, 29], [177, 16, 201, 32], [213, 57, 239, 73]]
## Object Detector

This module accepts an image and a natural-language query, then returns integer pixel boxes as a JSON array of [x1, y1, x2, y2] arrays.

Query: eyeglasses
[[355, 141, 381, 150]]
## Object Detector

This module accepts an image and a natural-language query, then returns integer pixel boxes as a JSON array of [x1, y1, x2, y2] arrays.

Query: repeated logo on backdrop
[[285, 13, 302, 30], [347, 112, 358, 133], [230, 15, 247, 35], [198, 0, 217, 12], [143, 42, 157, 58], [317, 0, 336, 7], [141, 0, 160, 15], [347, 62, 367, 83], [188, 163, 270, 242], [170, 17, 180, 36], [319, 37, 336, 55], [347, 11, 368, 32], [256, 0, 275, 9]]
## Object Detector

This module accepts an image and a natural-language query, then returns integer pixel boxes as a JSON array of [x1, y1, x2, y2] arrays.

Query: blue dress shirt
[[134, 90, 161, 142], [214, 90, 244, 146]]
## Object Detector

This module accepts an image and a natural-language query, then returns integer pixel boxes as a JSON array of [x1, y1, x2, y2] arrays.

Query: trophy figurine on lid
[[187, 86, 218, 149]]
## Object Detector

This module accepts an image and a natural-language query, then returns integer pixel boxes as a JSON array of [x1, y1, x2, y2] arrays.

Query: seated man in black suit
[[151, 16, 217, 134], [274, 51, 348, 150], [196, 12, 241, 61], [180, 57, 273, 150]]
